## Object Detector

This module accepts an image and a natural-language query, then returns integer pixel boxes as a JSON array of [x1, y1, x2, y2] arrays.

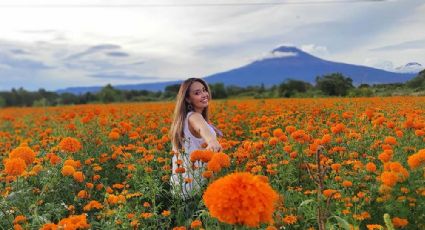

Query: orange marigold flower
[[64, 159, 80, 168], [273, 128, 284, 137], [331, 163, 342, 172], [57, 214, 90, 229], [323, 189, 337, 198], [282, 215, 297, 225], [203, 172, 279, 227], [141, 212, 153, 219], [268, 137, 278, 146], [108, 131, 120, 140], [190, 150, 214, 163], [58, 137, 82, 153], [365, 162, 377, 172], [175, 167, 186, 174], [378, 150, 392, 163], [202, 170, 213, 179], [207, 159, 221, 173], [46, 153, 62, 165], [415, 129, 425, 137], [266, 226, 278, 230], [40, 223, 58, 230], [190, 219, 202, 229], [172, 227, 186, 230], [342, 180, 353, 187], [13, 215, 26, 224], [366, 224, 383, 230], [392, 217, 408, 228], [384, 136, 397, 145], [83, 200, 103, 211], [213, 152, 231, 168], [112, 183, 125, 189], [162, 210, 171, 217], [285, 126, 296, 134], [331, 123, 345, 134], [380, 171, 397, 187], [407, 149, 425, 169], [73, 171, 85, 182], [77, 190, 88, 199], [61, 165, 76, 176], [9, 146, 36, 165], [321, 134, 332, 144], [4, 158, 27, 176], [261, 132, 270, 138], [143, 202, 151, 207]]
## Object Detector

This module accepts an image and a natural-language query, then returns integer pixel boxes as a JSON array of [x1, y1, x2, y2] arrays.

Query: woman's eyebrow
[[191, 87, 205, 93]]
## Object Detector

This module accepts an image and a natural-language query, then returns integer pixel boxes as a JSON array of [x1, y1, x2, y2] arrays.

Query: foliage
[[0, 97, 424, 229]]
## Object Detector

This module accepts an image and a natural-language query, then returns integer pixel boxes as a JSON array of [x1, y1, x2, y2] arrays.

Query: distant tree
[[162, 84, 181, 98], [98, 84, 123, 103], [33, 98, 49, 107], [406, 69, 425, 89], [80, 92, 97, 104], [259, 83, 265, 94], [226, 85, 244, 96], [0, 96, 5, 107], [315, 73, 354, 96], [278, 79, 312, 97], [209, 83, 228, 99], [59, 93, 79, 105]]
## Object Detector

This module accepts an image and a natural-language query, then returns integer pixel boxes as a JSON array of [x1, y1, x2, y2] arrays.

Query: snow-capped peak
[[395, 62, 423, 73]]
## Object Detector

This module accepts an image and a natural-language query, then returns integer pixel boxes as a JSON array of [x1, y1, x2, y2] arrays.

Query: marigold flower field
[[1, 97, 424, 229]]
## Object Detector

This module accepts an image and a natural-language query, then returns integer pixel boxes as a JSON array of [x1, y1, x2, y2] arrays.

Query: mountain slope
[[204, 46, 417, 86], [57, 46, 418, 94]]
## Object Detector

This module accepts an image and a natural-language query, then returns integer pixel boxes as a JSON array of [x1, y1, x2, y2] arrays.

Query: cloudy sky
[[0, 0, 424, 91]]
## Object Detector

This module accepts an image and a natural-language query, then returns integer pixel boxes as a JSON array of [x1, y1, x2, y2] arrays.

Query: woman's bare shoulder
[[187, 112, 205, 124]]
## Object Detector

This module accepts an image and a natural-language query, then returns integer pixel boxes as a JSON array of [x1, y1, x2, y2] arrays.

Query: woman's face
[[186, 81, 209, 112]]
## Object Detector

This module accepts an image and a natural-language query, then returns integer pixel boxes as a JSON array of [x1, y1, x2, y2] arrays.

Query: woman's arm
[[188, 113, 222, 152]]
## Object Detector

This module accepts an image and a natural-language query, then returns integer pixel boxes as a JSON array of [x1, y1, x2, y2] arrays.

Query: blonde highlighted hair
[[169, 78, 212, 153]]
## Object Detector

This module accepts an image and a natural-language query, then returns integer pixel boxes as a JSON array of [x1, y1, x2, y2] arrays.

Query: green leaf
[[328, 215, 351, 230], [299, 199, 314, 207]]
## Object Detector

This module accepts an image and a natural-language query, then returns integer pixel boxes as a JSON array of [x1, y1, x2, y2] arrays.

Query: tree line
[[1, 70, 424, 108]]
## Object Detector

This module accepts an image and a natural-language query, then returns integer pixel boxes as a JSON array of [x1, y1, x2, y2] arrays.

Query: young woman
[[169, 78, 222, 199]]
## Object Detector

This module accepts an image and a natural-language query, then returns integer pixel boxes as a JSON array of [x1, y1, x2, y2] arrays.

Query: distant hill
[[56, 46, 419, 94]]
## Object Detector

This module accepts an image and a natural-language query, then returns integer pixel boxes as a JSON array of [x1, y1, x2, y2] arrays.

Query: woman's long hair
[[169, 78, 212, 153]]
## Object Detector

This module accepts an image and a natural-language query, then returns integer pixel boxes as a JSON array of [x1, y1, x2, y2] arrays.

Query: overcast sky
[[0, 0, 424, 91]]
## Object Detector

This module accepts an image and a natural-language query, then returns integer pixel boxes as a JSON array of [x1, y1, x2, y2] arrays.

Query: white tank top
[[182, 111, 216, 154]]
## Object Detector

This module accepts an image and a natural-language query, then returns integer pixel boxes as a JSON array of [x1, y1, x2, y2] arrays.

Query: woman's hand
[[206, 139, 222, 152]]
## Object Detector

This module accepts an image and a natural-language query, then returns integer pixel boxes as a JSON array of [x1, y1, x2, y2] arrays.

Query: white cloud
[[0, 0, 424, 90], [364, 58, 395, 71], [301, 44, 329, 57]]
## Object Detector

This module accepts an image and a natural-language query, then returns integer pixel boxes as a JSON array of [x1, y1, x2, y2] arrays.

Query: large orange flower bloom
[[203, 172, 278, 227], [83, 200, 103, 211], [380, 171, 397, 187], [407, 149, 425, 169], [9, 146, 36, 165], [392, 217, 408, 228], [57, 214, 90, 229], [190, 150, 214, 163], [61, 165, 76, 176], [58, 137, 82, 153], [4, 158, 27, 176]]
